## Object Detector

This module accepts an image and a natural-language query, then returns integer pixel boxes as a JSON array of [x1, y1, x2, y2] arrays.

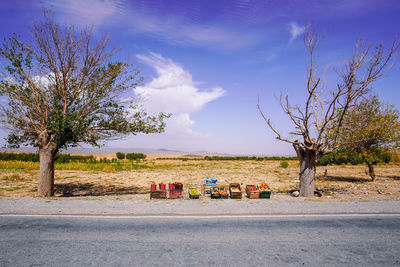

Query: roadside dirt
[[1, 158, 399, 201]]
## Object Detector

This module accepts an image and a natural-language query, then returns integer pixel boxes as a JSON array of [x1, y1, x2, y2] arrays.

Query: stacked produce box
[[150, 182, 167, 199], [168, 182, 183, 199], [201, 176, 218, 196]]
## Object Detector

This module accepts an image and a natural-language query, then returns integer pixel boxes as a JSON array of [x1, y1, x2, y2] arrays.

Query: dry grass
[[0, 159, 399, 200]]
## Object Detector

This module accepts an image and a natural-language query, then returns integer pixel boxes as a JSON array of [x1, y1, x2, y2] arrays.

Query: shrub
[[126, 153, 146, 161], [0, 152, 39, 162], [280, 161, 289, 168], [204, 156, 297, 161], [317, 150, 392, 166], [116, 152, 125, 160]]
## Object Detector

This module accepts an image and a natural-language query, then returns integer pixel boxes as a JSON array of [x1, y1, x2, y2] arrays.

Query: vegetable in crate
[[247, 185, 258, 191], [212, 188, 219, 195], [189, 189, 199, 195], [220, 189, 228, 196], [258, 183, 270, 191]]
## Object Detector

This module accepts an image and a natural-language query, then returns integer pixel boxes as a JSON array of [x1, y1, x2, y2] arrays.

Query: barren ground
[[0, 156, 399, 201]]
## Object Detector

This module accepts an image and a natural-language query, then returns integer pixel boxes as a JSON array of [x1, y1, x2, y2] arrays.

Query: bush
[[317, 151, 392, 166], [0, 152, 94, 163], [126, 153, 146, 161], [116, 152, 125, 160], [0, 152, 39, 162], [204, 156, 297, 161], [280, 161, 289, 168]]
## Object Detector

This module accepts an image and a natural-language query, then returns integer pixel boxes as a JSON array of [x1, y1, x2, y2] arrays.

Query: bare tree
[[258, 25, 399, 196], [0, 10, 168, 197]]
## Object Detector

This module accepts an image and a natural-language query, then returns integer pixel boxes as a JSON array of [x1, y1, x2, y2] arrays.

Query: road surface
[[1, 213, 399, 266]]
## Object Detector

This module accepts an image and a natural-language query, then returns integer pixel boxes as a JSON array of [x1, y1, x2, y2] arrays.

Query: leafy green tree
[[0, 10, 168, 197], [332, 96, 400, 180]]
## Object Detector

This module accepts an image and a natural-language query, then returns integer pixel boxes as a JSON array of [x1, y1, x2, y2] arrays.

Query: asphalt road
[[1, 214, 399, 266]]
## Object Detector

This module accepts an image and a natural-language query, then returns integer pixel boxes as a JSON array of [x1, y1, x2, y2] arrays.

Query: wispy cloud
[[288, 22, 305, 44], [42, 0, 261, 50], [134, 52, 226, 136], [42, 0, 125, 27]]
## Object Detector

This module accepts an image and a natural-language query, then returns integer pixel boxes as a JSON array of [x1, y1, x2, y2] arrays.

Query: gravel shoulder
[[1, 194, 400, 215]]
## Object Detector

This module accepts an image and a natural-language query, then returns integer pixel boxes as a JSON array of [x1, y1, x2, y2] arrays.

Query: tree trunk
[[37, 146, 57, 197], [294, 144, 316, 197], [367, 162, 376, 181]]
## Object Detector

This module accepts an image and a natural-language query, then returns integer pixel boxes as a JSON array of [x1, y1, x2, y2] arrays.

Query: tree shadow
[[317, 175, 372, 183], [386, 176, 400, 181], [54, 183, 148, 197]]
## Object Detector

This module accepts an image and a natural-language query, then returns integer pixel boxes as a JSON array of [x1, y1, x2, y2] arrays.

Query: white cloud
[[288, 22, 305, 43], [134, 53, 226, 136]]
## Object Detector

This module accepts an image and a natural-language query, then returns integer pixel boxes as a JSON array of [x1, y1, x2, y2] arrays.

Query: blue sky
[[0, 0, 400, 155]]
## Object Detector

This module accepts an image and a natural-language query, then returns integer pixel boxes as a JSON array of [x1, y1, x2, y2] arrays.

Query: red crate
[[168, 189, 183, 199]]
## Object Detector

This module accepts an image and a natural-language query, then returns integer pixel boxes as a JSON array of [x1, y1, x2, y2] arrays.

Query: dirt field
[[0, 158, 399, 200]]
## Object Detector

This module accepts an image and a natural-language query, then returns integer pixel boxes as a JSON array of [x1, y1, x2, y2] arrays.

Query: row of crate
[[150, 182, 271, 199]]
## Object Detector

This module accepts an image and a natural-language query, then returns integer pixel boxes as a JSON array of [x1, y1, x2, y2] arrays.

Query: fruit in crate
[[189, 188, 199, 195], [220, 189, 228, 196], [258, 183, 270, 191], [247, 185, 258, 191], [212, 188, 219, 195]]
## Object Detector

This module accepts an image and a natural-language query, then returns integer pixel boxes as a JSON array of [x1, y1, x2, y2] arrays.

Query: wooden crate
[[201, 184, 214, 196], [150, 190, 167, 199], [229, 183, 242, 199], [246, 185, 260, 199]]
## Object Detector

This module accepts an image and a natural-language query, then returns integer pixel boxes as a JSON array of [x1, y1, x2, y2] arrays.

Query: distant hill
[[0, 146, 294, 157], [0, 146, 227, 156]]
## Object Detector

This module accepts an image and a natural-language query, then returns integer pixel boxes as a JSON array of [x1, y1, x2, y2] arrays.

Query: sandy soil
[[0, 158, 399, 201]]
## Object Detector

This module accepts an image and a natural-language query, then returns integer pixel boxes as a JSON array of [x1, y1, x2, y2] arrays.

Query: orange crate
[[246, 185, 260, 199]]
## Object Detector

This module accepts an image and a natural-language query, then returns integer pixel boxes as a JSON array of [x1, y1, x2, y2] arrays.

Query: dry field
[[0, 158, 399, 200]]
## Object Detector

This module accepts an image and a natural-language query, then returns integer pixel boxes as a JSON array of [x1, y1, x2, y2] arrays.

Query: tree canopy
[[332, 96, 400, 180], [0, 10, 167, 150], [0, 10, 168, 196]]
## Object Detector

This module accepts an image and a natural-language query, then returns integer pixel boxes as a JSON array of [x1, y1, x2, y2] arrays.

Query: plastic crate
[[168, 189, 183, 199], [219, 188, 229, 199], [189, 193, 200, 199], [259, 190, 271, 199], [210, 186, 221, 199]]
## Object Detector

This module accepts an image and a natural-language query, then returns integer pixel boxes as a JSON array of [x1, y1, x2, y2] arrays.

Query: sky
[[0, 0, 399, 155]]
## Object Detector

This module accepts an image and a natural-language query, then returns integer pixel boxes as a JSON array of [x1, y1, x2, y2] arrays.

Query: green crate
[[259, 190, 271, 199]]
